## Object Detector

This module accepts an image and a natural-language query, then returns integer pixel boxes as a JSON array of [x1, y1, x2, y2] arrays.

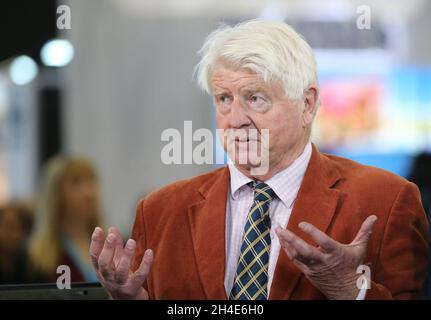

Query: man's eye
[[249, 95, 265, 104], [219, 95, 230, 103]]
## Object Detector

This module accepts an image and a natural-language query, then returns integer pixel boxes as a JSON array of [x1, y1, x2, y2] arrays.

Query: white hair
[[195, 19, 319, 102]]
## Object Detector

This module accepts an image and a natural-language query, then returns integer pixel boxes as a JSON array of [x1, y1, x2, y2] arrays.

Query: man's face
[[211, 64, 310, 177]]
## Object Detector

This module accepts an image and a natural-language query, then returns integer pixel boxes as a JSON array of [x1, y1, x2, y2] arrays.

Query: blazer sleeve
[[130, 198, 150, 296], [366, 182, 430, 299]]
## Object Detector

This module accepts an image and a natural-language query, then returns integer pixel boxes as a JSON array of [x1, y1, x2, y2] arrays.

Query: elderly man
[[89, 20, 429, 300]]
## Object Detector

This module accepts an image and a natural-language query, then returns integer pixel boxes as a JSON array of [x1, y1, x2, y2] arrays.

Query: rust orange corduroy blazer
[[131, 145, 429, 300]]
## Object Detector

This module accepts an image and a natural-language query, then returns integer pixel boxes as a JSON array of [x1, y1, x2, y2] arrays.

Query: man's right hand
[[89, 227, 153, 300]]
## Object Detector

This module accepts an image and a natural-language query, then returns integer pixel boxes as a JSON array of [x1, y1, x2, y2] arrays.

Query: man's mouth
[[233, 137, 261, 147], [235, 137, 250, 143]]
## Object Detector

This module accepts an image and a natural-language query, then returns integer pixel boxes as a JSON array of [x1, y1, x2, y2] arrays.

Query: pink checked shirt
[[224, 142, 312, 296]]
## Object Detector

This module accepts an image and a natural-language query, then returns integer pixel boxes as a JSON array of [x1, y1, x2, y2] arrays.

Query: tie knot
[[251, 181, 276, 201]]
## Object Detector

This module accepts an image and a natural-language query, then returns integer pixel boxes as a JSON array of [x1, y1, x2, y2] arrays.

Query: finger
[[291, 257, 311, 275], [275, 227, 324, 264], [114, 239, 136, 284], [98, 232, 117, 278], [89, 227, 105, 270], [280, 236, 321, 267], [130, 249, 153, 292], [278, 235, 314, 274], [298, 222, 338, 253], [351, 215, 378, 245], [108, 227, 124, 266], [275, 228, 312, 273], [275, 225, 298, 259], [279, 236, 298, 260]]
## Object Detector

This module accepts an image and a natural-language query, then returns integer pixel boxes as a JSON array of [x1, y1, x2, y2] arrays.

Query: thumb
[[351, 215, 378, 245]]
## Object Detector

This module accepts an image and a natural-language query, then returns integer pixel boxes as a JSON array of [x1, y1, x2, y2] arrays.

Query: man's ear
[[301, 85, 319, 128]]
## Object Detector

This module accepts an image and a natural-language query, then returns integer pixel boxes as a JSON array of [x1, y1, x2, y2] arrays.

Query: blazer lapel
[[269, 145, 343, 300], [188, 167, 230, 300]]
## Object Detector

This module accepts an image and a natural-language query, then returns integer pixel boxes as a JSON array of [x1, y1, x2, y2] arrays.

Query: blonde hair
[[195, 19, 319, 102], [28, 156, 103, 276]]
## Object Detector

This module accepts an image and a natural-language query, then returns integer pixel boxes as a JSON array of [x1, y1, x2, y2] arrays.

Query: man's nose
[[229, 99, 251, 128]]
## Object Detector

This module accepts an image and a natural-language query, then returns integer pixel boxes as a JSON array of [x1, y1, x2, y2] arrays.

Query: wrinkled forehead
[[210, 61, 285, 97]]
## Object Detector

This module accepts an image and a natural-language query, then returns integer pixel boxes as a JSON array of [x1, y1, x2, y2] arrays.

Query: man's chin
[[225, 145, 270, 175], [232, 163, 270, 178], [228, 151, 262, 167]]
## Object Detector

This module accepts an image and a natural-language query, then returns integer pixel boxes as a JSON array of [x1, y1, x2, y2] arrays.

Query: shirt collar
[[228, 142, 312, 208]]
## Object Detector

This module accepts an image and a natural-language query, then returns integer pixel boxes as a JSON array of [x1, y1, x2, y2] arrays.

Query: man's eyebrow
[[240, 85, 268, 93], [212, 87, 230, 95]]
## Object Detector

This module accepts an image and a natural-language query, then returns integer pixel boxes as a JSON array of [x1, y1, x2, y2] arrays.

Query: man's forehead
[[210, 66, 266, 90], [210, 67, 286, 99]]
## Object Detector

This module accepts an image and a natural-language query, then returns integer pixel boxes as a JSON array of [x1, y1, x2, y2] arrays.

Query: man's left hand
[[275, 215, 378, 300]]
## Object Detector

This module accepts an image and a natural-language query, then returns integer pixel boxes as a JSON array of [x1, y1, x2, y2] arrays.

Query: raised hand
[[275, 215, 378, 300], [89, 227, 153, 299]]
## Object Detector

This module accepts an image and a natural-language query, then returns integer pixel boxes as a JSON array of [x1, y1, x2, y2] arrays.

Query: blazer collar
[[268, 144, 343, 299], [188, 167, 230, 299]]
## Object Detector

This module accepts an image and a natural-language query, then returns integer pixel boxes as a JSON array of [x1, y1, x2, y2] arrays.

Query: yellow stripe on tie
[[229, 182, 276, 300]]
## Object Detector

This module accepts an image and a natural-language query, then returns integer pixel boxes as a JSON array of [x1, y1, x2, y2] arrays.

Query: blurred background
[[0, 0, 430, 286]]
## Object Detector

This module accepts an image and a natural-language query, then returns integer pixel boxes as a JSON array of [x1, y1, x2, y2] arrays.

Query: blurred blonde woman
[[28, 156, 103, 283], [0, 202, 33, 284]]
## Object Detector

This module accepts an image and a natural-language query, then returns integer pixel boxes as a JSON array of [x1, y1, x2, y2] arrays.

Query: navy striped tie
[[230, 181, 275, 300]]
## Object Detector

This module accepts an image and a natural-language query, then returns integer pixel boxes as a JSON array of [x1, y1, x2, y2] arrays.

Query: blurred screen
[[314, 65, 431, 176]]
